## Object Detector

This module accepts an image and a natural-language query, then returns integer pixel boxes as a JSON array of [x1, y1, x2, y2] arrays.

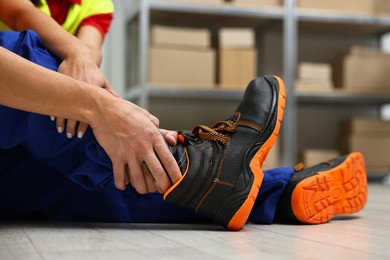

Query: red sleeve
[[79, 13, 114, 39]]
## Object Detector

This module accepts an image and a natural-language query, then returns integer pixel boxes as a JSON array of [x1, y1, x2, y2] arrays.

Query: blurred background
[[101, 0, 390, 183]]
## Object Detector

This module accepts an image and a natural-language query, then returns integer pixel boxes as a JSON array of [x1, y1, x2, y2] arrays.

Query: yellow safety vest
[[0, 0, 114, 35]]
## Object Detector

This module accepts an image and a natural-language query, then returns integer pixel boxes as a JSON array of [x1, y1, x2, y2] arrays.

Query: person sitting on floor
[[0, 30, 368, 230]]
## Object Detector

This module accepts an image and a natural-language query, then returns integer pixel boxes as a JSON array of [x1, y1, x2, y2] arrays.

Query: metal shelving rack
[[105, 0, 390, 167], [124, 0, 287, 108]]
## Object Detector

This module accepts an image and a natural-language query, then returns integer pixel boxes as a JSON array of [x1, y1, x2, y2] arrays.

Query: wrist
[[81, 83, 116, 128], [61, 41, 91, 61]]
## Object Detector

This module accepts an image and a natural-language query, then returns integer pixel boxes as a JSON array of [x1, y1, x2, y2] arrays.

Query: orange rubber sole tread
[[227, 76, 286, 230], [291, 152, 368, 224]]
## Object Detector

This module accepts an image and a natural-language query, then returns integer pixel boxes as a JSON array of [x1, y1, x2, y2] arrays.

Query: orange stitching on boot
[[214, 178, 235, 187], [195, 178, 234, 212], [195, 140, 232, 212], [195, 181, 217, 213]]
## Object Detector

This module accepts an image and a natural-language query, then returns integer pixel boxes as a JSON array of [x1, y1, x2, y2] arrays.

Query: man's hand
[[54, 44, 119, 139], [90, 96, 182, 194]]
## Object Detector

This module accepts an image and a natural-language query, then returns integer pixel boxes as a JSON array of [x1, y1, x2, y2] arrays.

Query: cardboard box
[[151, 26, 211, 48], [219, 28, 255, 48], [295, 79, 334, 93], [219, 48, 257, 89], [263, 140, 280, 170], [349, 46, 384, 56], [362, 165, 390, 172], [298, 62, 332, 81], [373, 0, 390, 15], [149, 46, 216, 88], [300, 149, 340, 168], [295, 62, 334, 92], [340, 117, 390, 172], [344, 135, 390, 171], [342, 117, 390, 135], [298, 0, 377, 14], [227, 0, 282, 7], [333, 51, 390, 92]]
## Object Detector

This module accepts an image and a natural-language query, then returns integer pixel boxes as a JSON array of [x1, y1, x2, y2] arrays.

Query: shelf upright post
[[103, 0, 126, 97], [282, 0, 298, 166], [126, 1, 140, 99], [138, 0, 151, 109], [255, 27, 266, 76]]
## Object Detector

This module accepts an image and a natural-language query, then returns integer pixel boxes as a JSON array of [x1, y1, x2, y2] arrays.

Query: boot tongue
[[229, 112, 240, 123], [167, 114, 237, 175]]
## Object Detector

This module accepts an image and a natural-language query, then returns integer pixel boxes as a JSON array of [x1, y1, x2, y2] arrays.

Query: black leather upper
[[165, 76, 280, 227]]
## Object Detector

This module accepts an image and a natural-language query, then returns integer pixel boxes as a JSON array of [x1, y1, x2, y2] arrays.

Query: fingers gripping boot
[[164, 76, 286, 230]]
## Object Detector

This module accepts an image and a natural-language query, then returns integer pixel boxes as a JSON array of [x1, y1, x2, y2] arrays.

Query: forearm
[[77, 25, 104, 66], [0, 0, 89, 60], [84, 44, 102, 66], [0, 47, 108, 125], [13, 9, 86, 60]]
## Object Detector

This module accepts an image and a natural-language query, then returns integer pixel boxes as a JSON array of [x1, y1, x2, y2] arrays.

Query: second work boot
[[275, 152, 368, 224], [164, 76, 286, 230]]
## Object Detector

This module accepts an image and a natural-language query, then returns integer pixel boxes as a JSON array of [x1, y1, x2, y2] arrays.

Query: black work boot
[[164, 76, 286, 230], [275, 152, 368, 224]]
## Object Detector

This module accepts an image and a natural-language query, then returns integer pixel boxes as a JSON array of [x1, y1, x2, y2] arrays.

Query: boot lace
[[192, 119, 238, 144]]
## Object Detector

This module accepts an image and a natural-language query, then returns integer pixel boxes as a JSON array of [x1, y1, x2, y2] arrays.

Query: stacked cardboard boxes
[[295, 62, 334, 93], [218, 28, 257, 89], [149, 25, 216, 88], [333, 46, 390, 93], [341, 117, 390, 172]]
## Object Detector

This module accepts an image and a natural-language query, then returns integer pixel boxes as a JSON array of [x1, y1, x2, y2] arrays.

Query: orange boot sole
[[291, 152, 368, 224]]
